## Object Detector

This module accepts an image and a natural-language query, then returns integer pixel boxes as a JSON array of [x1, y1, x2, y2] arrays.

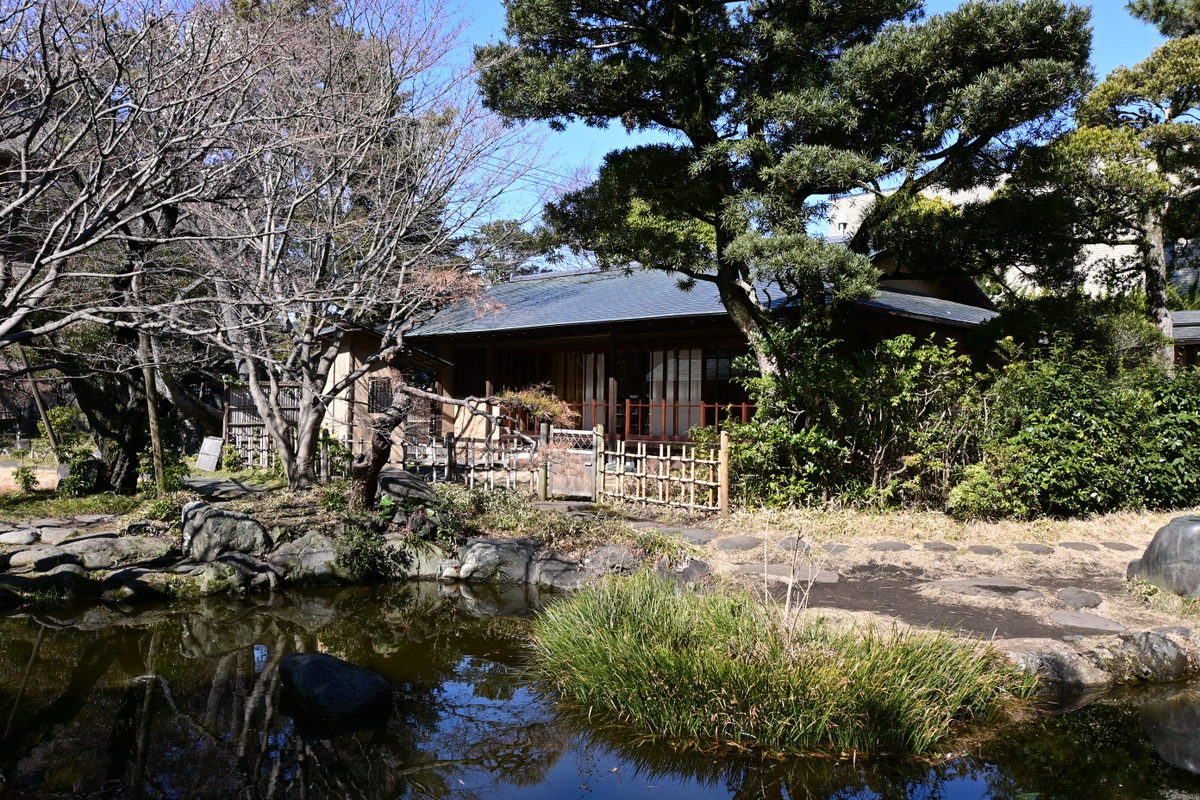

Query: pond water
[[4, 583, 1200, 799]]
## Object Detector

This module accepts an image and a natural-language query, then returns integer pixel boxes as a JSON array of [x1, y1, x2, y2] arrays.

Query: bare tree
[[0, 0, 298, 348], [166, 0, 546, 490]]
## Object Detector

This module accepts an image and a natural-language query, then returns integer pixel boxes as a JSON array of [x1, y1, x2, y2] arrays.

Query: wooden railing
[[515, 400, 754, 441]]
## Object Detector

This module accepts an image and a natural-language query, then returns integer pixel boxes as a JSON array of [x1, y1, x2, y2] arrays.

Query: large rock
[[192, 552, 280, 594], [182, 501, 272, 562], [279, 652, 392, 738], [456, 538, 540, 584], [378, 470, 437, 504], [0, 530, 38, 547], [1130, 515, 1200, 598], [7, 546, 82, 572], [267, 531, 348, 585]]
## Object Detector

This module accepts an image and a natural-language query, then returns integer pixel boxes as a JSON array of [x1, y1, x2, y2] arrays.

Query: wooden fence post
[[319, 431, 331, 482], [718, 430, 730, 516], [592, 424, 604, 502], [536, 422, 550, 500], [444, 433, 456, 481]]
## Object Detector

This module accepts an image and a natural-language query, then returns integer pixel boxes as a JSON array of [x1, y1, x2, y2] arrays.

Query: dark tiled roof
[[408, 269, 998, 338], [858, 291, 997, 327], [1173, 310, 1200, 342]]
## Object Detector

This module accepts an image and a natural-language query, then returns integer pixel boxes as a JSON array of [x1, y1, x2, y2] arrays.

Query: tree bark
[[1143, 210, 1175, 371]]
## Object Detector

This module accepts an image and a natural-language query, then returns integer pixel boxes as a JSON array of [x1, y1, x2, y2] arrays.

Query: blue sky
[[457, 1, 1167, 216]]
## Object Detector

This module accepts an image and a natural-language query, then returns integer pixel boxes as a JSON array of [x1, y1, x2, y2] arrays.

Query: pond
[[3, 583, 1200, 799]]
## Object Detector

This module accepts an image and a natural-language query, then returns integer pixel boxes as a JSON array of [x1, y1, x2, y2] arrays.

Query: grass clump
[[1126, 578, 1200, 619], [532, 573, 1036, 757]]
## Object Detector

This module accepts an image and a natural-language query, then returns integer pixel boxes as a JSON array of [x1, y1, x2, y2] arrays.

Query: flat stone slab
[[1059, 541, 1100, 552], [737, 563, 840, 584], [0, 530, 38, 547], [8, 546, 82, 572], [715, 535, 762, 552], [676, 529, 716, 546], [967, 545, 1002, 556], [36, 527, 78, 545], [1058, 587, 1103, 609], [923, 541, 957, 552], [929, 577, 1042, 600], [776, 536, 809, 552], [869, 541, 911, 552], [1049, 610, 1126, 632], [819, 543, 850, 555], [25, 518, 72, 529], [1016, 542, 1055, 555], [1101, 541, 1139, 552], [73, 514, 117, 525]]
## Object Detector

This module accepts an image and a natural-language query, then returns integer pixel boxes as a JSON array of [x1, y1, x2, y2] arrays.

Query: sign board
[[196, 436, 224, 472]]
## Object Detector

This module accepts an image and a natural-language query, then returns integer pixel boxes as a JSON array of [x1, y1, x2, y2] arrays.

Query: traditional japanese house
[[399, 268, 1000, 442]]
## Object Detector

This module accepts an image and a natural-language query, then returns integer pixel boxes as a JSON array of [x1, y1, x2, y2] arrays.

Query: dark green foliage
[[478, 0, 1091, 363], [334, 517, 408, 582], [949, 346, 1200, 518], [533, 573, 1035, 756], [723, 312, 1200, 518], [715, 329, 978, 507]]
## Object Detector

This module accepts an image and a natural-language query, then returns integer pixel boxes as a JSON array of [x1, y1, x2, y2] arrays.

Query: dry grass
[[716, 505, 1198, 548], [0, 465, 59, 494]]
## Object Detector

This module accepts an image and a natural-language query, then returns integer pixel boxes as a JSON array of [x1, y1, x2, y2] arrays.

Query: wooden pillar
[[592, 424, 604, 501], [718, 430, 730, 516], [536, 422, 550, 500]]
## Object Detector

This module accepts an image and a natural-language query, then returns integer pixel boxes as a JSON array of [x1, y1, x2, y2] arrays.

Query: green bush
[[55, 447, 99, 498], [949, 346, 1200, 519], [721, 327, 978, 508], [12, 465, 38, 494], [533, 573, 1034, 756], [334, 517, 408, 581]]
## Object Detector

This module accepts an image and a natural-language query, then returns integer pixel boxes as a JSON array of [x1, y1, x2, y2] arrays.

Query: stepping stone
[[819, 543, 850, 555], [715, 535, 763, 552], [1059, 542, 1099, 552], [1058, 587, 1102, 609], [1016, 543, 1055, 555], [1155, 626, 1192, 638], [678, 529, 717, 546], [930, 577, 1041, 600], [1102, 541, 1139, 552], [869, 541, 911, 552], [923, 541, 957, 552], [0, 530, 38, 547], [1049, 610, 1126, 632], [967, 545, 1002, 556], [628, 520, 661, 529], [26, 518, 71, 529], [73, 514, 116, 525], [738, 563, 840, 584], [36, 527, 78, 545], [777, 536, 810, 552]]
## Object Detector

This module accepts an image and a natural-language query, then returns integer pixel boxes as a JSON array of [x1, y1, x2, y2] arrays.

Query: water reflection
[[4, 584, 1200, 799]]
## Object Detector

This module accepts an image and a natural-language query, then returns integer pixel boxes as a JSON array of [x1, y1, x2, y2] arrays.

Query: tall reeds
[[531, 573, 1036, 756]]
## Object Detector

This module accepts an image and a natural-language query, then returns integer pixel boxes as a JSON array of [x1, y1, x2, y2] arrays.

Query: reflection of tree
[[979, 704, 1200, 800], [0, 585, 562, 799]]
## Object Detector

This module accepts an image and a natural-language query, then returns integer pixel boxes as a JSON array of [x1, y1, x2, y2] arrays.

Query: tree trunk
[[348, 396, 411, 512], [1143, 211, 1174, 371], [715, 274, 778, 378], [67, 372, 147, 494]]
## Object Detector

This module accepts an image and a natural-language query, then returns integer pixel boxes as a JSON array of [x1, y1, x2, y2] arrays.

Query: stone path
[[536, 502, 1158, 642]]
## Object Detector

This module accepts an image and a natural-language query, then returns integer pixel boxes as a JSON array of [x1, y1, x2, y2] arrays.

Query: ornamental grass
[[531, 572, 1036, 756]]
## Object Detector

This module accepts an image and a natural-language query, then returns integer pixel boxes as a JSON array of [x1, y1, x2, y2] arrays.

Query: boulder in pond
[[266, 531, 348, 585], [1129, 515, 1200, 598], [279, 652, 391, 738], [182, 501, 272, 562]]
